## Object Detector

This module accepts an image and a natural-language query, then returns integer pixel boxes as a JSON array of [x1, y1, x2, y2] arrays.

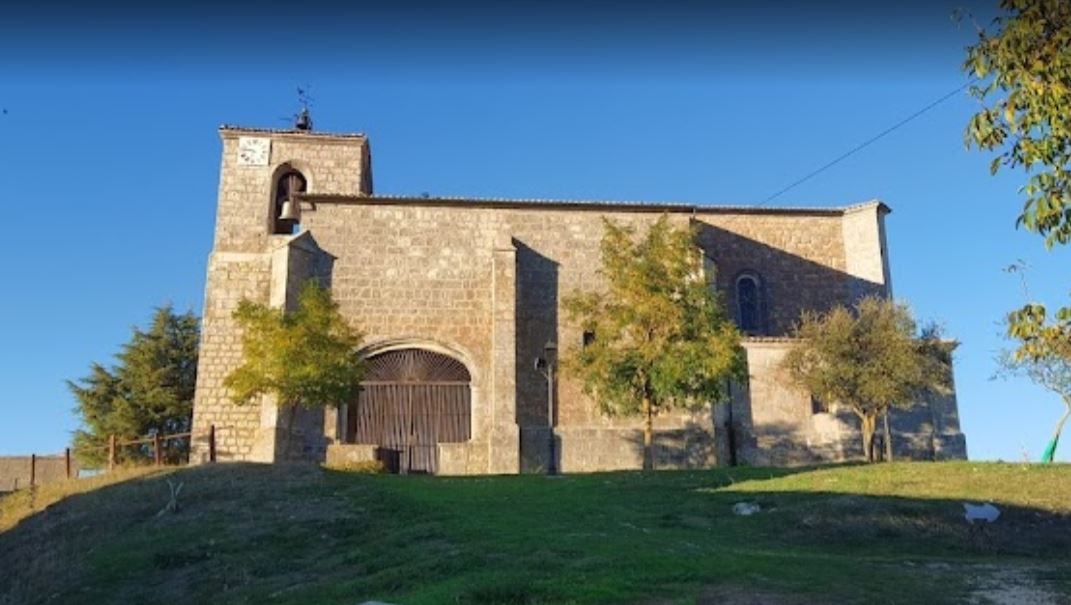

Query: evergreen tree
[[69, 307, 200, 467]]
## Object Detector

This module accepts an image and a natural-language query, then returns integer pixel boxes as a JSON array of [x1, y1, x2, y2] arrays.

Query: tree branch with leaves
[[964, 0, 1071, 456], [964, 0, 1071, 247], [1001, 305, 1071, 462]]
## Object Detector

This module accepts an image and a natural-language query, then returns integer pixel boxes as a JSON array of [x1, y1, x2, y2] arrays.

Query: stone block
[[438, 443, 472, 475], [326, 444, 378, 466]]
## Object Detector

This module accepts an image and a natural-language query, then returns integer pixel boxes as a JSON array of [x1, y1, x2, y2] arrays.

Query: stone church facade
[[190, 124, 967, 473]]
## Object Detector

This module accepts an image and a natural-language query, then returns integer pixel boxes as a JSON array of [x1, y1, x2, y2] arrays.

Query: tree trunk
[[860, 412, 877, 463], [883, 409, 894, 462], [1043, 400, 1071, 463], [643, 395, 653, 471]]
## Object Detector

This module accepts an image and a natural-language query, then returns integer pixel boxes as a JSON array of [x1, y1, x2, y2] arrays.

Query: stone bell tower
[[190, 122, 372, 463]]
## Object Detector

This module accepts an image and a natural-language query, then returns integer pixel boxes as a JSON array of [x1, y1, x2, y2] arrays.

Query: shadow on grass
[[1, 463, 1070, 605]]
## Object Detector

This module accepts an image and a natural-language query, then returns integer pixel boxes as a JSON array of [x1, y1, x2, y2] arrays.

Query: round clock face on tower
[[237, 137, 271, 166]]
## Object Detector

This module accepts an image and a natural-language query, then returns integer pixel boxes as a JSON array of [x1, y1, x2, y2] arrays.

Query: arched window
[[272, 169, 307, 235], [735, 272, 764, 334]]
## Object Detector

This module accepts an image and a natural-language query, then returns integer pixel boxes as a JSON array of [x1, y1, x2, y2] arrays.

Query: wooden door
[[348, 349, 471, 474]]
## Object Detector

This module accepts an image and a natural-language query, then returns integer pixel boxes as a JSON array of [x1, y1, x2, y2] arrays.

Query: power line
[[757, 79, 977, 206]]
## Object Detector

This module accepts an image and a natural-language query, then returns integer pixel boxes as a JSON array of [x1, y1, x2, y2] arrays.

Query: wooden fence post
[[65, 447, 72, 479], [108, 435, 117, 471], [208, 425, 217, 463], [29, 454, 36, 487], [154, 433, 163, 466]]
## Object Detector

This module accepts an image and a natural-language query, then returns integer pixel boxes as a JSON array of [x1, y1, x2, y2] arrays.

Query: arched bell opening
[[271, 165, 308, 235], [346, 348, 472, 474]]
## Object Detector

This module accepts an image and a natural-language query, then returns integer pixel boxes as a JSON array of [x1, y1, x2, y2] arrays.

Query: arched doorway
[[347, 348, 472, 474]]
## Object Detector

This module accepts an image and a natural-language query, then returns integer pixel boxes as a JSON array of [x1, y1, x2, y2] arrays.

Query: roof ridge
[[218, 125, 366, 139], [840, 198, 891, 214], [299, 193, 880, 215]]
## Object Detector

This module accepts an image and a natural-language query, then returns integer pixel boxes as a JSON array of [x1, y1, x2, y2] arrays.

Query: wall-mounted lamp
[[534, 340, 558, 475]]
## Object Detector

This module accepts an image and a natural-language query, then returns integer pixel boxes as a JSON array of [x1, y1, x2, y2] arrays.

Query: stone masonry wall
[[841, 202, 892, 300], [193, 124, 962, 472], [730, 339, 967, 466], [731, 340, 855, 466], [191, 129, 369, 463], [190, 252, 272, 461], [299, 200, 886, 472], [301, 204, 707, 472], [0, 456, 78, 493], [697, 209, 856, 336], [211, 130, 370, 254]]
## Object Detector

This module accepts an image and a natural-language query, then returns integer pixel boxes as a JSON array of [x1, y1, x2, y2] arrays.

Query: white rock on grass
[[732, 502, 761, 516], [963, 502, 1001, 524]]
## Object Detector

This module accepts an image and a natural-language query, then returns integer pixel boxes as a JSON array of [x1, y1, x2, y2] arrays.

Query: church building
[[190, 123, 967, 473]]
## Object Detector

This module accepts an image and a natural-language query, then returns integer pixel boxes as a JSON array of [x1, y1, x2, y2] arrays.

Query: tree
[[563, 216, 745, 470], [224, 281, 365, 454], [1000, 305, 1071, 462], [964, 0, 1071, 454], [964, 0, 1071, 248], [69, 306, 200, 467], [781, 297, 951, 463]]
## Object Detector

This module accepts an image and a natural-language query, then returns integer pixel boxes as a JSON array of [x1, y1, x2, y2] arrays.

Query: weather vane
[[293, 86, 314, 131]]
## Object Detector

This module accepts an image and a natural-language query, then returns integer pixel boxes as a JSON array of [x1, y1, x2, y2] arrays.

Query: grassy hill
[[2, 462, 1069, 604]]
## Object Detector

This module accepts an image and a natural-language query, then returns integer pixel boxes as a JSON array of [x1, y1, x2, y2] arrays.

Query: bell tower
[[191, 122, 372, 462], [211, 124, 372, 253]]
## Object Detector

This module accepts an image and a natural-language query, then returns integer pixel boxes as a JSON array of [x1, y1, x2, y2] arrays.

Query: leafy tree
[[69, 307, 200, 467], [964, 0, 1071, 247], [563, 216, 745, 470], [963, 0, 1071, 449], [781, 297, 951, 463], [224, 281, 365, 454], [1000, 306, 1071, 462]]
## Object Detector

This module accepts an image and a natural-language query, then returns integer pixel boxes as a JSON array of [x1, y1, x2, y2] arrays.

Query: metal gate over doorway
[[347, 348, 472, 474]]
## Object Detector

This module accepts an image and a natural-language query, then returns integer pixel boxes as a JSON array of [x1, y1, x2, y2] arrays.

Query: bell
[[295, 107, 312, 131], [278, 198, 300, 221]]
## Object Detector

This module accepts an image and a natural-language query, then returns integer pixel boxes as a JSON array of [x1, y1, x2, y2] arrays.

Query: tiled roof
[[299, 193, 888, 216]]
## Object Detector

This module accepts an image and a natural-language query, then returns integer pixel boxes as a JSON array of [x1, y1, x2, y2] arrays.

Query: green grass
[[2, 462, 1070, 604]]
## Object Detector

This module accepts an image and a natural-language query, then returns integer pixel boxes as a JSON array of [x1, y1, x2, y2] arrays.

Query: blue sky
[[0, 1, 1067, 461]]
